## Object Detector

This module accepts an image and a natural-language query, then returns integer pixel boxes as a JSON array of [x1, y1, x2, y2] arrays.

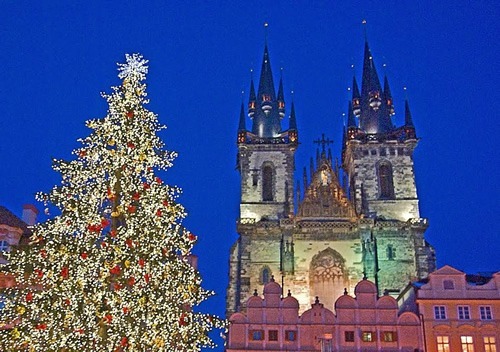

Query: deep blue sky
[[1, 1, 499, 349]]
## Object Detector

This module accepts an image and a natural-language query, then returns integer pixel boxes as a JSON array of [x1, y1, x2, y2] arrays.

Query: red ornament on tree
[[156, 209, 162, 217], [144, 273, 151, 283], [127, 277, 135, 286], [132, 192, 141, 201], [61, 267, 69, 279], [125, 238, 134, 248], [104, 314, 112, 324], [188, 233, 196, 242], [110, 229, 117, 238], [80, 252, 88, 259], [127, 205, 137, 213], [34, 269, 43, 278], [143, 182, 150, 190], [36, 323, 47, 330], [120, 337, 128, 347], [101, 218, 110, 228], [179, 313, 188, 326], [26, 292, 33, 303], [39, 249, 47, 258], [138, 258, 145, 267], [126, 110, 134, 118], [127, 142, 135, 149], [122, 307, 130, 314], [162, 200, 169, 207], [155, 177, 162, 184], [110, 265, 121, 276]]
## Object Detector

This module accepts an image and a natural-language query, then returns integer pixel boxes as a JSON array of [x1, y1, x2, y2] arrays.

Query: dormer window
[[278, 101, 284, 109], [443, 280, 454, 290], [262, 94, 271, 102], [248, 101, 255, 109]]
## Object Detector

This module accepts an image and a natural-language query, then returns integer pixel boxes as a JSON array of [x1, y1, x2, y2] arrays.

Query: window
[[437, 336, 450, 352], [371, 149, 377, 156], [250, 330, 264, 341], [386, 244, 396, 260], [252, 173, 258, 186], [260, 267, 271, 284], [434, 306, 447, 320], [378, 162, 395, 199], [480, 306, 493, 320], [0, 240, 9, 252], [285, 330, 296, 341], [458, 306, 471, 320], [380, 148, 386, 156], [443, 280, 455, 290], [268, 330, 278, 341], [321, 337, 332, 352], [262, 165, 274, 201], [461, 336, 474, 352], [361, 332, 374, 342], [344, 331, 355, 342], [484, 336, 496, 352], [382, 331, 397, 342]]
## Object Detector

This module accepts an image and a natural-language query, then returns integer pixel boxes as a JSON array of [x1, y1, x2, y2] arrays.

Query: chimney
[[22, 204, 38, 226]]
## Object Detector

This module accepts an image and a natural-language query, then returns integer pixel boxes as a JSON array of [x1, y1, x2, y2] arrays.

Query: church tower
[[227, 36, 436, 318], [228, 42, 298, 315], [236, 44, 298, 221], [342, 40, 435, 292]]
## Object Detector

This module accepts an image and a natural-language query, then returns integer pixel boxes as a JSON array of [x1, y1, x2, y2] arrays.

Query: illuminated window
[[480, 306, 493, 320], [437, 336, 450, 352], [321, 337, 332, 352], [484, 336, 496, 352], [344, 331, 355, 342], [0, 240, 9, 252], [378, 162, 395, 199], [361, 332, 374, 342], [250, 330, 264, 341], [285, 330, 296, 341], [268, 330, 278, 341], [434, 306, 447, 320], [386, 244, 396, 260], [443, 280, 454, 289], [461, 336, 474, 352], [262, 94, 271, 102], [382, 331, 397, 342], [458, 306, 471, 320], [262, 165, 274, 201]]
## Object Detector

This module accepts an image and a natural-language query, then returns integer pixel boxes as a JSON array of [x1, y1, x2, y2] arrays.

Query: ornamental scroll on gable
[[297, 160, 356, 219]]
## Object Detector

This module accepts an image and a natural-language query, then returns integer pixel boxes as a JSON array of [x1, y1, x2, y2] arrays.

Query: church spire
[[359, 40, 393, 134], [352, 76, 361, 117], [384, 75, 395, 116], [404, 99, 417, 139], [250, 43, 283, 138], [237, 102, 247, 144], [277, 69, 285, 118], [248, 75, 256, 118]]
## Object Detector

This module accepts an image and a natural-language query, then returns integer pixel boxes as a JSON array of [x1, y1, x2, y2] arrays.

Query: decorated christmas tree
[[0, 54, 224, 351]]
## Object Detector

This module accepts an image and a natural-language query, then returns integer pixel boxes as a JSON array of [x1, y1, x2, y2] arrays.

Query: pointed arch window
[[260, 266, 271, 284], [378, 162, 395, 199], [262, 165, 274, 201]]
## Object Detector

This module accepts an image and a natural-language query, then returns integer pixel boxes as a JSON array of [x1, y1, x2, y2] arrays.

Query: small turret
[[277, 70, 285, 118], [237, 103, 246, 144], [352, 76, 361, 117], [404, 99, 416, 139], [384, 76, 395, 116], [288, 100, 298, 144], [248, 77, 256, 118], [347, 101, 358, 140]]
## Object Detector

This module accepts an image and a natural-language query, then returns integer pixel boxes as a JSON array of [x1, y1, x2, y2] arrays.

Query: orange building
[[399, 265, 499, 352], [227, 277, 423, 351]]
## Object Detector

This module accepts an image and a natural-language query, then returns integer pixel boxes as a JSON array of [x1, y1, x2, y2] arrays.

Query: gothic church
[[226, 39, 436, 316]]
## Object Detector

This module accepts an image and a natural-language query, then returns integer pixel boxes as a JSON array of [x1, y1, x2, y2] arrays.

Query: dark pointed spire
[[257, 44, 276, 100], [384, 76, 395, 116], [359, 40, 394, 134], [352, 76, 361, 117], [250, 44, 283, 138], [238, 102, 246, 131], [237, 102, 247, 144], [277, 69, 285, 118], [288, 100, 298, 144], [289, 100, 297, 130], [248, 74, 256, 118], [303, 167, 308, 192], [405, 99, 414, 127], [347, 101, 356, 128]]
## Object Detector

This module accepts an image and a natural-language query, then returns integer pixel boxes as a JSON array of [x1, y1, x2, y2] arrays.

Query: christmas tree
[[0, 54, 224, 351]]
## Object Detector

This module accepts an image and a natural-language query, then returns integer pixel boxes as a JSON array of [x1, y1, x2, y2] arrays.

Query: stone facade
[[227, 40, 436, 318]]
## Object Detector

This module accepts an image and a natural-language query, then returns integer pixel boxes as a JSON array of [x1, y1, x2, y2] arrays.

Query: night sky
[[1, 1, 499, 350]]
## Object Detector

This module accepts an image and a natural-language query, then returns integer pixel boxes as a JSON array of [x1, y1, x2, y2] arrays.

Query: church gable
[[297, 159, 356, 220]]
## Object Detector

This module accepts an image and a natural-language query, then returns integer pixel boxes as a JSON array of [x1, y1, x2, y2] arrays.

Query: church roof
[[296, 151, 356, 220]]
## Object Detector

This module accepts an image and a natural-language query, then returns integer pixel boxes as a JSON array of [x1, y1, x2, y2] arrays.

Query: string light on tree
[[0, 53, 225, 351]]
